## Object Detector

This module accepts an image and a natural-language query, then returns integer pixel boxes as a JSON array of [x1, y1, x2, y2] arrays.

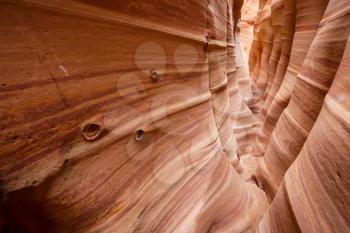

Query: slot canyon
[[1, 0, 350, 232]]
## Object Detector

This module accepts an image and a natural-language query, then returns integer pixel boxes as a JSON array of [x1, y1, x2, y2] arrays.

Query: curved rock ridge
[[251, 0, 350, 200], [264, 0, 283, 98], [258, 36, 350, 233], [263, 0, 297, 108], [1, 0, 350, 232], [255, 0, 328, 156], [250, 1, 350, 232], [240, 0, 259, 59], [0, 0, 267, 232]]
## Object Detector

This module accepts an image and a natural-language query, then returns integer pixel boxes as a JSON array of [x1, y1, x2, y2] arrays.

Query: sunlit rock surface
[[240, 0, 259, 59], [1, 0, 350, 233]]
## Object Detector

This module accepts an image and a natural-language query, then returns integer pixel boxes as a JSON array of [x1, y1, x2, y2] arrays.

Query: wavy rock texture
[[208, 0, 239, 166], [0, 0, 267, 232], [251, 0, 297, 155], [250, 0, 350, 231], [262, 0, 296, 109], [264, 0, 283, 102], [231, 33, 259, 157], [255, 0, 350, 199], [240, 0, 259, 59], [255, 0, 328, 156], [258, 36, 350, 233], [243, 0, 350, 231], [254, 1, 274, 93], [1, 0, 350, 232]]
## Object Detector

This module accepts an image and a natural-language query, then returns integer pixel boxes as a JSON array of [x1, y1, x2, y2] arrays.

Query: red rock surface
[[254, 0, 350, 200], [1, 0, 350, 232], [258, 36, 350, 233], [251, 0, 350, 232], [256, 0, 328, 157], [241, 0, 259, 59], [0, 0, 267, 232]]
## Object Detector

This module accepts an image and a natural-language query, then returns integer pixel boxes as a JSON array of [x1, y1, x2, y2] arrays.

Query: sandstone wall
[[1, 0, 350, 232], [0, 0, 266, 232], [251, 0, 350, 232]]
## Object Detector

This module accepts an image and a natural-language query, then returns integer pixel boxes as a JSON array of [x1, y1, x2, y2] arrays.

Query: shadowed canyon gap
[[0, 0, 349, 232]]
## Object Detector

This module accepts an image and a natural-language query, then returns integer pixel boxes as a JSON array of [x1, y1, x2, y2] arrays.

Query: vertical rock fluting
[[258, 36, 350, 233], [0, 0, 267, 232], [231, 33, 260, 157], [254, 0, 297, 154], [1, 0, 350, 232], [208, 0, 239, 165], [260, 0, 350, 197], [264, 0, 283, 97], [255, 1, 274, 93], [262, 0, 296, 109], [240, 0, 259, 59], [256, 0, 328, 156], [228, 0, 261, 159]]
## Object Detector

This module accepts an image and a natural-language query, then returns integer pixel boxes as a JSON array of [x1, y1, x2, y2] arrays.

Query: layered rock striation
[[0, 0, 265, 232], [251, 0, 350, 232], [0, 0, 350, 233]]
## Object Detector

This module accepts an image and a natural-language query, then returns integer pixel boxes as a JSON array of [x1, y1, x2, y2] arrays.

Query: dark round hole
[[84, 123, 100, 133], [82, 123, 102, 141], [337, 171, 342, 179], [63, 159, 70, 165], [150, 69, 160, 81], [135, 129, 145, 142]]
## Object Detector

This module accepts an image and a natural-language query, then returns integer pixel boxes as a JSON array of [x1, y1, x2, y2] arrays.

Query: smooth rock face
[[241, 0, 259, 59], [0, 0, 267, 232], [256, 0, 328, 157], [258, 36, 350, 233], [251, 0, 350, 232], [265, 0, 283, 97], [253, 0, 350, 200], [1, 0, 350, 233]]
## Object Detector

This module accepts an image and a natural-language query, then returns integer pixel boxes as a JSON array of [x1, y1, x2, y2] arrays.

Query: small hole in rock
[[337, 171, 342, 179], [150, 69, 160, 81], [63, 159, 69, 165], [82, 123, 102, 141], [135, 129, 145, 142]]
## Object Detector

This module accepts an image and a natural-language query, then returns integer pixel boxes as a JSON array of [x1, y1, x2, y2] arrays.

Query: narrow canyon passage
[[0, 0, 349, 232]]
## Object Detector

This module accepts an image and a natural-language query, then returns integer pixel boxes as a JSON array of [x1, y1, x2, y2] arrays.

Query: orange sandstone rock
[[255, 0, 328, 157], [258, 36, 350, 233], [262, 0, 350, 197], [0, 0, 267, 232]]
